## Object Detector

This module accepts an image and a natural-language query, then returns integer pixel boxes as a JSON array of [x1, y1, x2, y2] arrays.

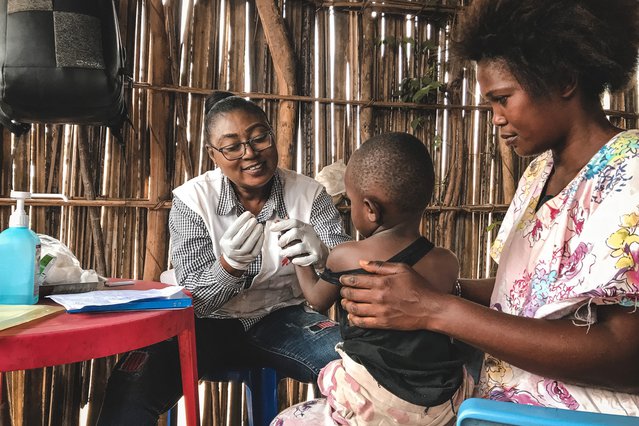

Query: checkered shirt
[[169, 170, 351, 330]]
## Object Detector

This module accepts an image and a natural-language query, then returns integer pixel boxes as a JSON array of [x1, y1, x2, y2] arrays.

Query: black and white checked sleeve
[[169, 197, 245, 317], [309, 188, 351, 248]]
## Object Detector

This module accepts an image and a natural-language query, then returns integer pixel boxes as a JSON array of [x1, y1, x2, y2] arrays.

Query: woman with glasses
[[97, 92, 350, 425]]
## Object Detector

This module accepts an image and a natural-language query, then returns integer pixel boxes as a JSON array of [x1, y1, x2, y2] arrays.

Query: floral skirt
[[271, 346, 475, 425]]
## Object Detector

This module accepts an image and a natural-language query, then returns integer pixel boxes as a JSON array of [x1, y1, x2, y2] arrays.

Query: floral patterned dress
[[480, 129, 639, 415]]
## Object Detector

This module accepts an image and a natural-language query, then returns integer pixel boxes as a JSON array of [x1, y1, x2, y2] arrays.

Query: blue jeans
[[96, 304, 340, 426]]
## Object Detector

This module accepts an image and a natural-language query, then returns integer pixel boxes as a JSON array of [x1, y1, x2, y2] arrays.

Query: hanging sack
[[0, 0, 128, 137]]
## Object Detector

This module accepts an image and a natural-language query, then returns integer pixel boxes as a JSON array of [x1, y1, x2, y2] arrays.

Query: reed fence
[[1, 0, 637, 424]]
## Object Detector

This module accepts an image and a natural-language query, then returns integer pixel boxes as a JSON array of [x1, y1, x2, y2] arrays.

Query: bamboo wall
[[1, 0, 637, 425]]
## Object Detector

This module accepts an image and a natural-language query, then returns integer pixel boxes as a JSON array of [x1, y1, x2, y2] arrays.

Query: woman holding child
[[276, 0, 639, 423], [338, 0, 639, 418], [97, 92, 350, 425]]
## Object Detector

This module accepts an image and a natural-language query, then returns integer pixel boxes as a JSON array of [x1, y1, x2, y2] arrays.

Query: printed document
[[47, 287, 184, 311]]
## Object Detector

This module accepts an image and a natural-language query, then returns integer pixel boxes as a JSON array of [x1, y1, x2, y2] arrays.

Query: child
[[273, 132, 474, 425]]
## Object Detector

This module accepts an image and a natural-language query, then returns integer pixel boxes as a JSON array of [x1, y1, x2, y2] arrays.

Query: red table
[[0, 280, 200, 426]]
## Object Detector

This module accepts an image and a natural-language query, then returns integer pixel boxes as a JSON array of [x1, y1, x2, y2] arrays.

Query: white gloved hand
[[219, 211, 265, 271], [271, 218, 329, 267]]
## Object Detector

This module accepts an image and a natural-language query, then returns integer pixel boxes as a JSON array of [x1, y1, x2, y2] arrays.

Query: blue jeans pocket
[[245, 304, 341, 382]]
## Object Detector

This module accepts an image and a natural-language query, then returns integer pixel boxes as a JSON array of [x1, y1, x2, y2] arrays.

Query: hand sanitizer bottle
[[0, 191, 42, 304]]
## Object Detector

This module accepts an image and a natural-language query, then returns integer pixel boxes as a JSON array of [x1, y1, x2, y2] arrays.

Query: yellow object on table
[[0, 305, 64, 331]]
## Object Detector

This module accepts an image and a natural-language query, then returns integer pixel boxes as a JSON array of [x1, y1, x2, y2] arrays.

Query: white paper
[[46, 287, 184, 310]]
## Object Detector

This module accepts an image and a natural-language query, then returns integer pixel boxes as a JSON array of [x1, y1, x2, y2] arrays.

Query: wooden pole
[[0, 374, 9, 426], [318, 1, 461, 15], [255, 0, 298, 169], [143, 0, 173, 281], [76, 126, 107, 276], [498, 139, 516, 203], [359, 10, 375, 143], [438, 61, 465, 249], [300, 3, 315, 175]]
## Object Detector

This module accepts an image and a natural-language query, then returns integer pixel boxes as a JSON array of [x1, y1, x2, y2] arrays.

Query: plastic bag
[[315, 160, 347, 203], [38, 234, 101, 285]]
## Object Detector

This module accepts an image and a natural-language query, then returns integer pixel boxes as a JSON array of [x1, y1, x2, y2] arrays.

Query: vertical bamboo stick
[[143, 0, 173, 281], [76, 126, 107, 276], [255, 0, 299, 170], [0, 131, 10, 227], [316, 9, 329, 174], [359, 10, 375, 143], [498, 141, 516, 203], [332, 9, 348, 163], [0, 373, 9, 425], [189, 0, 213, 177]]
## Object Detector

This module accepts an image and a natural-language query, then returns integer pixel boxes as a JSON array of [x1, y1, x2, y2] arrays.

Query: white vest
[[172, 168, 322, 318]]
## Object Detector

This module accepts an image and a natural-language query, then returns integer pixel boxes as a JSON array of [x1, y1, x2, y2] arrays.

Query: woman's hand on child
[[339, 260, 443, 331], [219, 211, 265, 271], [271, 219, 329, 267]]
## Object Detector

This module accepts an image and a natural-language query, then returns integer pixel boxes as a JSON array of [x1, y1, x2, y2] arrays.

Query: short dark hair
[[452, 0, 639, 101], [348, 132, 435, 213], [204, 91, 269, 140]]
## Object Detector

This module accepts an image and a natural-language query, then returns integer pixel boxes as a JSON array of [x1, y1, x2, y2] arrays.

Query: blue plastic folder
[[66, 290, 192, 313]]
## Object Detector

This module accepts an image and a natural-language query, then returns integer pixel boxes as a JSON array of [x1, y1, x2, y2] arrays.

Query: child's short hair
[[348, 132, 435, 213]]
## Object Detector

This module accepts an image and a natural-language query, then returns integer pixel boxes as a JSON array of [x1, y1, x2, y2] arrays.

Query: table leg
[[0, 371, 6, 423], [177, 314, 200, 426]]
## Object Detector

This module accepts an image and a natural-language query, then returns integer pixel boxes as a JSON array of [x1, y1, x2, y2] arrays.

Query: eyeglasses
[[209, 130, 274, 161]]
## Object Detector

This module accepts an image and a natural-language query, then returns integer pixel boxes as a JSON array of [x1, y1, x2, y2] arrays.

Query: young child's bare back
[[326, 230, 459, 294], [274, 132, 473, 425]]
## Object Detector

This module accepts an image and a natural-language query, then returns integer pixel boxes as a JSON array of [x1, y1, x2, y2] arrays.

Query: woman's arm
[[169, 197, 248, 315], [340, 261, 639, 393], [308, 189, 351, 249], [458, 277, 495, 306], [294, 265, 339, 312], [439, 296, 639, 393]]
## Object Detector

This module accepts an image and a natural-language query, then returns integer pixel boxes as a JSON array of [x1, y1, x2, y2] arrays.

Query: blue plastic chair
[[208, 367, 281, 426], [456, 398, 639, 426], [168, 367, 281, 426]]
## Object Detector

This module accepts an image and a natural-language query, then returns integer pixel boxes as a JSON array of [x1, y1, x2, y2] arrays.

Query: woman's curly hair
[[452, 0, 639, 101]]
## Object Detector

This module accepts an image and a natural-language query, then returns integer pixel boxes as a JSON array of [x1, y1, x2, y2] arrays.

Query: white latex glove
[[219, 211, 265, 271], [271, 218, 329, 267]]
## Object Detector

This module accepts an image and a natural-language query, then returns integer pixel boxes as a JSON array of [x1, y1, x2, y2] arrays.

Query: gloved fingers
[[270, 218, 303, 233], [248, 231, 265, 258], [228, 217, 260, 249], [224, 211, 255, 237], [281, 241, 310, 259], [236, 223, 264, 255], [291, 254, 318, 267], [277, 227, 305, 247]]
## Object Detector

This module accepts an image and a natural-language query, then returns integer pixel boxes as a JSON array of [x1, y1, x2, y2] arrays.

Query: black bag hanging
[[0, 0, 128, 138]]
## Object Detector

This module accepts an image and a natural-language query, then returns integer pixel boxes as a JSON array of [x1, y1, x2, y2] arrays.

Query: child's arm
[[293, 240, 362, 312], [293, 264, 339, 312]]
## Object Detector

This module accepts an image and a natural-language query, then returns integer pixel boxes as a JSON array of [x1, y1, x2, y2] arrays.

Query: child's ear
[[363, 198, 382, 224]]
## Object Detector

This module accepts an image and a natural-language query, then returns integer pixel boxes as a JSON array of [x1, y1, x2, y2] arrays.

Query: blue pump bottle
[[0, 191, 41, 305]]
